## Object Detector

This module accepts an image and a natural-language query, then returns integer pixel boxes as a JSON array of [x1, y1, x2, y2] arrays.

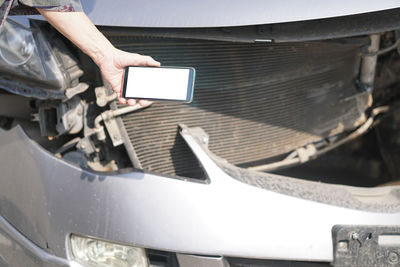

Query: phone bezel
[[122, 66, 195, 103]]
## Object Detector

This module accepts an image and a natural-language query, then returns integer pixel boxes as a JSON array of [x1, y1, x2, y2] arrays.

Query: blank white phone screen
[[125, 67, 190, 100]]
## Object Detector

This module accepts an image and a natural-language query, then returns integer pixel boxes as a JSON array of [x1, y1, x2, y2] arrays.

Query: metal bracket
[[77, 137, 97, 155], [102, 114, 124, 147], [332, 225, 400, 267], [95, 86, 117, 107], [65, 82, 89, 100], [94, 103, 153, 147], [56, 96, 84, 135]]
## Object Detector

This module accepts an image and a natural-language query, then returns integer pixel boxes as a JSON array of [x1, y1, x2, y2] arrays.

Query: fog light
[[70, 234, 148, 267]]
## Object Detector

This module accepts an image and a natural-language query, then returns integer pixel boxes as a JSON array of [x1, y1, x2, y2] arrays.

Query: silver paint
[[0, 126, 399, 263], [80, 0, 400, 27], [0, 216, 68, 266]]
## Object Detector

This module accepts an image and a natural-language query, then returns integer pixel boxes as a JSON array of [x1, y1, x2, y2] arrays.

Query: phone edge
[[122, 66, 130, 99], [122, 66, 196, 103]]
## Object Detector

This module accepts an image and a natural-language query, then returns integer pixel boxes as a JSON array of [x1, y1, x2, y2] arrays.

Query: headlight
[[0, 19, 46, 80], [70, 234, 149, 267], [0, 18, 83, 99], [0, 19, 34, 66]]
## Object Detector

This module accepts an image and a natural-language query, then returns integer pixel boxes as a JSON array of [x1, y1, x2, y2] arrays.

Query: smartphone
[[122, 66, 196, 103]]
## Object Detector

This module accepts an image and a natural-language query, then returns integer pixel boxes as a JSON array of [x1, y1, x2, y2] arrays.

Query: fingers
[[134, 55, 160, 67], [127, 99, 136, 106], [119, 98, 139, 106], [120, 54, 158, 106], [144, 56, 161, 67], [105, 49, 160, 106], [116, 82, 126, 105], [118, 99, 148, 106], [116, 68, 129, 105], [138, 99, 150, 106], [123, 52, 160, 67]]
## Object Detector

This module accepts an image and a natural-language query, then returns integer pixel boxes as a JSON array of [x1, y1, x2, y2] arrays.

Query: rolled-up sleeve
[[18, 0, 82, 11], [1, 0, 82, 27]]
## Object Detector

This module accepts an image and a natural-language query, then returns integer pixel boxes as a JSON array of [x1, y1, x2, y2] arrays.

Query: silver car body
[[80, 0, 400, 27], [1, 1, 400, 266]]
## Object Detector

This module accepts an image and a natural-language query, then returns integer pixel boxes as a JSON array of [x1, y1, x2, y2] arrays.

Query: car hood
[[81, 0, 400, 28]]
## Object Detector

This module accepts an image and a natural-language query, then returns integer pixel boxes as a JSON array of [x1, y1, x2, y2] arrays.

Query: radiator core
[[110, 37, 365, 178]]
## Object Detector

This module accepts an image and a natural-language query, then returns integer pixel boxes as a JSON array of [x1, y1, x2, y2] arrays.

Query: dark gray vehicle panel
[[81, 0, 400, 27], [0, 217, 68, 267]]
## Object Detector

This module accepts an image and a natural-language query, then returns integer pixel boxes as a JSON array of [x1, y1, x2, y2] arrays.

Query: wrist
[[90, 44, 116, 67]]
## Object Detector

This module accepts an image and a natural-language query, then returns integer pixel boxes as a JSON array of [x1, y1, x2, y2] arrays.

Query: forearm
[[37, 9, 114, 65], [37, 8, 160, 106]]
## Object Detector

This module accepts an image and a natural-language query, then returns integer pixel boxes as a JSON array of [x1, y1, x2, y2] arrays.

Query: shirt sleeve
[[18, 0, 82, 12]]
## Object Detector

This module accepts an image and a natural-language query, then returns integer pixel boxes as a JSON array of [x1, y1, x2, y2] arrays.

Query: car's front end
[[1, 1, 400, 266]]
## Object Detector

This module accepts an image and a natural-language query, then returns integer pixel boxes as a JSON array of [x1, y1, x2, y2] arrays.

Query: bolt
[[352, 233, 359, 240], [388, 252, 399, 264]]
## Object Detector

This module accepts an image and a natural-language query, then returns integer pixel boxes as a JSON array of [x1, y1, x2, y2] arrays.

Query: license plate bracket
[[332, 225, 400, 267]]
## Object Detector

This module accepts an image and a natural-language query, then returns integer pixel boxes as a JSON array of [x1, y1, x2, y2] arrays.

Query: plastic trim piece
[[177, 254, 229, 267], [332, 225, 400, 267], [0, 216, 69, 266]]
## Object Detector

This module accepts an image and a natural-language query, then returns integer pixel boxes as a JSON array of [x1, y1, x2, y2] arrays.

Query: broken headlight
[[0, 18, 83, 98], [0, 19, 34, 66]]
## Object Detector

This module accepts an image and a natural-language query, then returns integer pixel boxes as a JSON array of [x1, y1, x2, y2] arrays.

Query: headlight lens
[[70, 234, 149, 267], [0, 19, 44, 79], [0, 18, 82, 93], [0, 19, 34, 66]]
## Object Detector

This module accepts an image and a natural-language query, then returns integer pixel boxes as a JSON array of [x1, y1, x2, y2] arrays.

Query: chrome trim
[[177, 254, 229, 267]]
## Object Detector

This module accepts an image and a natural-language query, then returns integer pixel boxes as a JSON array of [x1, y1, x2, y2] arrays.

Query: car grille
[[109, 36, 364, 178]]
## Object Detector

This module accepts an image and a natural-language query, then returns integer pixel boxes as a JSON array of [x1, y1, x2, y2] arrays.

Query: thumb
[[118, 50, 160, 67], [134, 54, 161, 67]]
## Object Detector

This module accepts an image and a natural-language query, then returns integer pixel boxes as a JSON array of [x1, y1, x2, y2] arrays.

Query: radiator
[[110, 36, 365, 178]]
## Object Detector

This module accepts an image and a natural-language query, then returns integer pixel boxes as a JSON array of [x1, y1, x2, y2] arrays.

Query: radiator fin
[[111, 38, 363, 178]]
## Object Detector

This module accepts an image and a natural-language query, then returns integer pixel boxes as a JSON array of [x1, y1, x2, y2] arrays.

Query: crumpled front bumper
[[0, 125, 399, 265]]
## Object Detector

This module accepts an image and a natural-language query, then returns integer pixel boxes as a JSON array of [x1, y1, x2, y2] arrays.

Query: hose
[[94, 102, 152, 141], [248, 106, 389, 172], [364, 39, 400, 57]]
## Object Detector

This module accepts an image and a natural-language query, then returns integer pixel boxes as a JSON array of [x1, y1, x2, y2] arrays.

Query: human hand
[[36, 10, 160, 105], [96, 48, 161, 106]]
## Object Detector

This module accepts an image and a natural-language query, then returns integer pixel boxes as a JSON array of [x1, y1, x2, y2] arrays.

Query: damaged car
[[1, 1, 400, 266]]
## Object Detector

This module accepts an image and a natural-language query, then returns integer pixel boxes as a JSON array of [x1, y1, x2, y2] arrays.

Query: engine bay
[[1, 19, 400, 188]]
